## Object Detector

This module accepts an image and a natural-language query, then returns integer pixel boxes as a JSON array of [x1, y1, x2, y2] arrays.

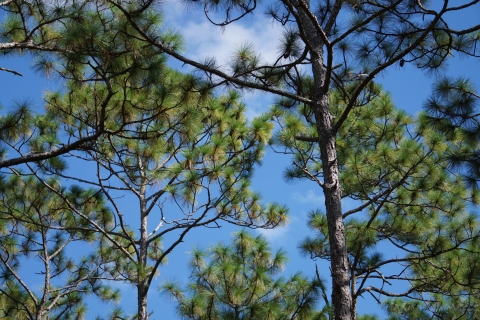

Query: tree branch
[[0, 66, 23, 76]]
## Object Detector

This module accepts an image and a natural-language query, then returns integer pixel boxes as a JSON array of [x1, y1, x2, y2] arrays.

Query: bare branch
[[0, 66, 23, 76]]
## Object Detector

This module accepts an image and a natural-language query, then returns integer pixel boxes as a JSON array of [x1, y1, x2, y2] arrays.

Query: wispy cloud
[[163, 0, 283, 66], [291, 190, 363, 216], [292, 190, 325, 205], [256, 190, 324, 246], [257, 224, 290, 242], [180, 22, 281, 65], [161, 0, 286, 120]]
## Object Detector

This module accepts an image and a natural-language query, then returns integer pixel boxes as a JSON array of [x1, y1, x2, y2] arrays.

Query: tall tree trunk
[[137, 225, 149, 320], [295, 4, 353, 319], [137, 232, 149, 320], [138, 173, 149, 320], [137, 281, 148, 320], [313, 90, 352, 320]]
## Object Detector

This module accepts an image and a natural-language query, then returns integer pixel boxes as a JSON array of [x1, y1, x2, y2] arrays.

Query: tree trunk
[[295, 4, 353, 320], [137, 282, 148, 320], [137, 226, 149, 320], [313, 90, 352, 320], [138, 173, 149, 320]]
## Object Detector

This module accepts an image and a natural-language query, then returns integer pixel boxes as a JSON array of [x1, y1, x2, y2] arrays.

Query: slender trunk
[[313, 90, 352, 320], [137, 213, 149, 320], [137, 216, 149, 320], [138, 169, 149, 320], [295, 4, 352, 319], [137, 281, 148, 320], [38, 223, 49, 320]]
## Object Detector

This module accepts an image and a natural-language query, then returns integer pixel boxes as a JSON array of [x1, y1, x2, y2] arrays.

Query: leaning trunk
[[295, 4, 352, 319]]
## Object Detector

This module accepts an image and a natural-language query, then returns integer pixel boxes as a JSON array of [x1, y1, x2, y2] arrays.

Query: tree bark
[[313, 89, 352, 320], [295, 3, 353, 319], [137, 281, 148, 320], [138, 171, 149, 320]]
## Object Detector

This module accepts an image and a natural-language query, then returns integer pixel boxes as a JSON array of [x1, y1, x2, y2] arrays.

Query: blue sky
[[1, 1, 480, 319]]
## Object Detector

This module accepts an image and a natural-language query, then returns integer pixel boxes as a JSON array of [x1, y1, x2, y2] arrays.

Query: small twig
[[315, 264, 330, 308], [147, 217, 165, 238], [0, 66, 23, 76], [367, 290, 382, 304], [372, 268, 392, 286], [293, 160, 324, 188]]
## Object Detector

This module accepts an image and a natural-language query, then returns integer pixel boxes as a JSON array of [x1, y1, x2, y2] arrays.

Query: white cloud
[[161, 1, 289, 120], [180, 21, 281, 66], [163, 0, 284, 67], [242, 90, 275, 120], [256, 211, 308, 245], [257, 224, 290, 242], [292, 190, 325, 205]]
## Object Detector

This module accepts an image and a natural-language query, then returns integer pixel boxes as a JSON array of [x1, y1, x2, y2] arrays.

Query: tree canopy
[[1, 0, 480, 319], [163, 230, 325, 319]]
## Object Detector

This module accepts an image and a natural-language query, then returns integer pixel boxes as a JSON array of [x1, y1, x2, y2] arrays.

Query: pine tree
[[3, 1, 480, 319], [108, 1, 480, 318], [0, 174, 120, 319], [271, 87, 480, 317], [379, 78, 480, 319], [2, 2, 288, 318], [21, 65, 287, 318], [162, 230, 326, 320], [422, 76, 480, 189], [0, 0, 179, 167]]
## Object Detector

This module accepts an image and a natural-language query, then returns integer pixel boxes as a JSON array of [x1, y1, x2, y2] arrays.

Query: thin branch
[[0, 85, 114, 168], [0, 249, 38, 306], [0, 66, 23, 76], [0, 0, 15, 6], [334, 1, 449, 133], [292, 160, 325, 188], [26, 165, 137, 263], [358, 284, 421, 298], [294, 135, 318, 142], [109, 1, 312, 105]]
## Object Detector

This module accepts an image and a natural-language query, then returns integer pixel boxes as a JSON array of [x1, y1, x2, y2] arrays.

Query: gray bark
[[295, 3, 352, 319], [137, 281, 148, 320], [138, 175, 149, 320]]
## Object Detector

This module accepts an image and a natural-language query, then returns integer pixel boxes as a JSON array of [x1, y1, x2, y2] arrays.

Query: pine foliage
[[162, 230, 326, 320]]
